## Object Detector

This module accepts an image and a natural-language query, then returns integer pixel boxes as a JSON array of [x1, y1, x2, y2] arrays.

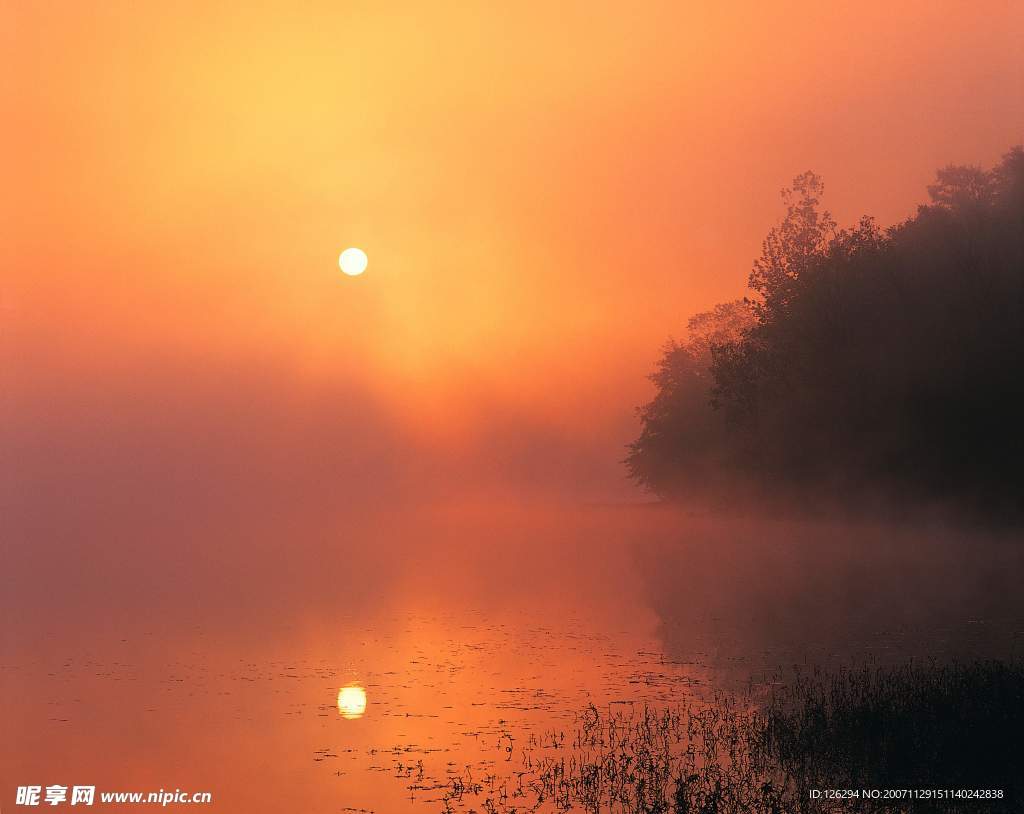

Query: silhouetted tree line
[[628, 146, 1024, 510]]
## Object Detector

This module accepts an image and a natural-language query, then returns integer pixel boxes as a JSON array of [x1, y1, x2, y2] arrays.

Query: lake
[[4, 503, 1022, 811]]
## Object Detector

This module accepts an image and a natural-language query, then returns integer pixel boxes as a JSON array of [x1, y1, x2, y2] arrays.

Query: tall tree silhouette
[[629, 146, 1024, 511]]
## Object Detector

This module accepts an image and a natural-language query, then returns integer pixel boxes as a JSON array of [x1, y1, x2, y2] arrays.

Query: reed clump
[[762, 659, 1024, 812], [436, 659, 1023, 813]]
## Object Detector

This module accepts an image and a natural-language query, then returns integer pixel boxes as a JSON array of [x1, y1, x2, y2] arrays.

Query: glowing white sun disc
[[339, 247, 368, 276]]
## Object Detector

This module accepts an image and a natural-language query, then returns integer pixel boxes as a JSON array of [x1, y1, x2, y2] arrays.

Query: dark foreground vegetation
[[627, 147, 1024, 512], [762, 660, 1024, 811], [437, 660, 1024, 813]]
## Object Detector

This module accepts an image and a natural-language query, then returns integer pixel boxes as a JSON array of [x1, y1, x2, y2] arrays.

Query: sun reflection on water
[[336, 685, 367, 719]]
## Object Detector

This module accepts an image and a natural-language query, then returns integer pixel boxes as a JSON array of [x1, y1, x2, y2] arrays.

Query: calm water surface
[[4, 505, 1021, 811]]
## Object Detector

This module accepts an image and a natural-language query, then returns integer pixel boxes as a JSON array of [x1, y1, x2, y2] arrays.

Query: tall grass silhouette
[[432, 659, 1023, 813]]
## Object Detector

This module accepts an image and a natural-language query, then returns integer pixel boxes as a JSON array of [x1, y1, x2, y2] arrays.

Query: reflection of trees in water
[[633, 518, 1024, 674]]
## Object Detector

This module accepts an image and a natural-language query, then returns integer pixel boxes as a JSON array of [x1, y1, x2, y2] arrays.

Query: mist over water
[[4, 320, 1021, 812], [4, 485, 1021, 811], [4, 2, 1023, 808]]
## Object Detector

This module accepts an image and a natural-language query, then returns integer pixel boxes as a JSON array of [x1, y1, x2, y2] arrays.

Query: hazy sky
[[4, 1, 1023, 508]]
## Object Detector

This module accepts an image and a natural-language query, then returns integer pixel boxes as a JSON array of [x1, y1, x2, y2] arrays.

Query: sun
[[337, 685, 367, 719], [339, 247, 368, 276]]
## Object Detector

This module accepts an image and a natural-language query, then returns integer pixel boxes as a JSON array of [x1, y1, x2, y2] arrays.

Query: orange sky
[[3, 1, 1023, 502]]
